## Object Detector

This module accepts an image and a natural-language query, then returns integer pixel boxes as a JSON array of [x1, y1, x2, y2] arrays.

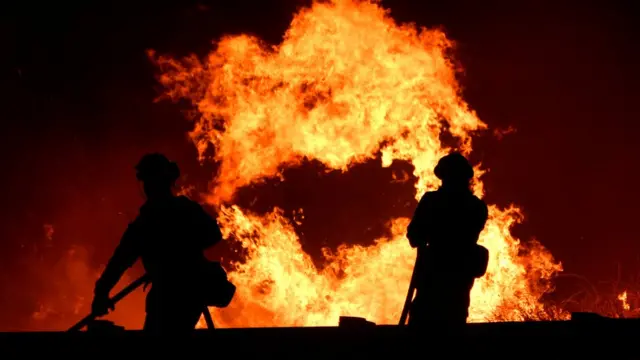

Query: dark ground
[[3, 317, 640, 358]]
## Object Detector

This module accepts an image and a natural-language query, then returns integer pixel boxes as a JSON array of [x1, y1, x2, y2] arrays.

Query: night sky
[[1, 0, 638, 330]]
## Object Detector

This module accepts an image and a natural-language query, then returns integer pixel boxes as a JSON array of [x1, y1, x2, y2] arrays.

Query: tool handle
[[203, 307, 215, 330], [398, 246, 424, 326], [67, 274, 150, 332]]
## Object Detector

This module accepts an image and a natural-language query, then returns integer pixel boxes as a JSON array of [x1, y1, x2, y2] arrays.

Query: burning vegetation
[[148, 0, 565, 327]]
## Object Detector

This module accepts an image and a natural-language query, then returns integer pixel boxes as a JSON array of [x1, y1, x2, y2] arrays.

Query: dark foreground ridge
[[1, 314, 639, 358]]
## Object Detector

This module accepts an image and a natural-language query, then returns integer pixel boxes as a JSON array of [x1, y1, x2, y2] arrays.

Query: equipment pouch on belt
[[469, 244, 489, 278], [424, 243, 489, 279], [200, 261, 236, 308]]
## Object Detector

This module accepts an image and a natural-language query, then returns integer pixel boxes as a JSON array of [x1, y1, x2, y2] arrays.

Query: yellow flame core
[[152, 0, 566, 327]]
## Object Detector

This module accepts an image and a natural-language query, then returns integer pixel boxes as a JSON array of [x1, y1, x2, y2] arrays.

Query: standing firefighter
[[405, 152, 489, 330], [91, 153, 224, 334]]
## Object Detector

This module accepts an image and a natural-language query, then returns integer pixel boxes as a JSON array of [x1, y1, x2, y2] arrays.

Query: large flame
[[151, 0, 566, 327]]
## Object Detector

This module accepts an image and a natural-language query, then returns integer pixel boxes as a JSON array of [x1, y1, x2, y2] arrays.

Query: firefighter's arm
[[94, 224, 140, 299], [194, 203, 223, 250], [406, 194, 433, 248], [476, 200, 489, 234]]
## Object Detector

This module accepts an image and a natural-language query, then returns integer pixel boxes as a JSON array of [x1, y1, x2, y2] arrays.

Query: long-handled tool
[[202, 306, 215, 329], [68, 274, 216, 332], [68, 274, 150, 332], [398, 246, 424, 326]]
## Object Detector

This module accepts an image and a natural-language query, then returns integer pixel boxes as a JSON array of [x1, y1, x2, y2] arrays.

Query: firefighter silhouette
[[91, 153, 224, 334], [406, 152, 489, 330]]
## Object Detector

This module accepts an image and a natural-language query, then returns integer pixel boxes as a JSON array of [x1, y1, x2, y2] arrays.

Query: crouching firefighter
[[90, 153, 235, 334], [404, 152, 489, 331]]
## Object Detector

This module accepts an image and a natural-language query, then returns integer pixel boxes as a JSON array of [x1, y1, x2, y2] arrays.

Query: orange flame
[[618, 291, 630, 311], [151, 0, 566, 327]]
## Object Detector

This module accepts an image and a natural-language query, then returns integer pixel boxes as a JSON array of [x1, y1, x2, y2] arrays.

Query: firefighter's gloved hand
[[142, 278, 151, 292], [91, 294, 114, 317]]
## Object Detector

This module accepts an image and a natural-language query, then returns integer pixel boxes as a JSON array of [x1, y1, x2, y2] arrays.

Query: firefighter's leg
[[407, 295, 429, 329], [143, 295, 203, 334], [143, 308, 201, 333]]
